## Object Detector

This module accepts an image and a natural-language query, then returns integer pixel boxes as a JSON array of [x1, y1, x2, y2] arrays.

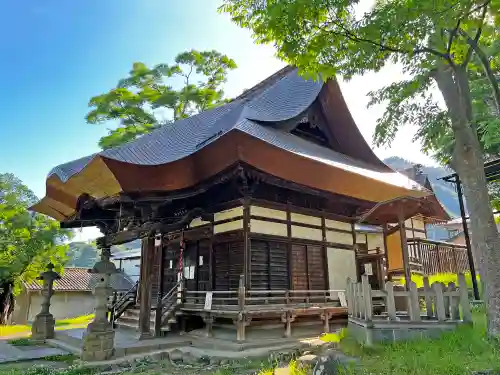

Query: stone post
[[31, 263, 61, 340], [81, 246, 118, 362]]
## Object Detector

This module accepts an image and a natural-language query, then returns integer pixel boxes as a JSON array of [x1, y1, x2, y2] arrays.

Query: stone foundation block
[[82, 328, 115, 361], [31, 313, 55, 340]]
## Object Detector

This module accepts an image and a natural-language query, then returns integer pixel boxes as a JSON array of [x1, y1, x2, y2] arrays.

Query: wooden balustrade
[[181, 275, 347, 341], [346, 274, 472, 324], [407, 238, 470, 275]]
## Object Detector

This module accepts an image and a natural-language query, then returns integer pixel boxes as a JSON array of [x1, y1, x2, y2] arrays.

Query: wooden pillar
[[209, 221, 214, 291], [243, 199, 250, 289], [398, 207, 411, 289], [155, 235, 165, 337], [321, 215, 329, 290], [139, 237, 155, 339], [383, 224, 390, 281], [286, 203, 292, 290]]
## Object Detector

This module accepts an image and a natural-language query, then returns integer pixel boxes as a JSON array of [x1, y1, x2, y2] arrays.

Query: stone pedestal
[[32, 313, 56, 341], [81, 247, 118, 362], [31, 263, 60, 340]]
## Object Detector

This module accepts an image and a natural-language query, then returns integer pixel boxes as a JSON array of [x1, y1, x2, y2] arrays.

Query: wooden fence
[[346, 273, 472, 323], [407, 238, 470, 275]]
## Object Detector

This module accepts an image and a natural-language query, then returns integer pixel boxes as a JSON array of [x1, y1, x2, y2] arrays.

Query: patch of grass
[[321, 328, 347, 343], [0, 325, 31, 337], [340, 312, 500, 375], [55, 314, 94, 327], [7, 338, 35, 346]]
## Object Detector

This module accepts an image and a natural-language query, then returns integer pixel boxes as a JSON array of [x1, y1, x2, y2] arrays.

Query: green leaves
[[221, 0, 500, 164], [0, 174, 71, 294], [86, 50, 237, 149]]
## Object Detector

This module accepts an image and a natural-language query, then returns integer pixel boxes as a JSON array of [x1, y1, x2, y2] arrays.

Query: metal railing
[[155, 279, 183, 336], [109, 280, 139, 326]]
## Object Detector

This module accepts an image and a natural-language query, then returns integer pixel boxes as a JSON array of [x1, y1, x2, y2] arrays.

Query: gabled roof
[[32, 67, 430, 221], [398, 165, 451, 222], [23, 267, 134, 292]]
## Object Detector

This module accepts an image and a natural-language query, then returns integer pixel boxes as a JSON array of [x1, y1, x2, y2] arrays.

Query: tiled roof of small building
[[24, 267, 134, 292]]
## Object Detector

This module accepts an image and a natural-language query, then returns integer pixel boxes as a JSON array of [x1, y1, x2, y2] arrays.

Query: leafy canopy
[[0, 173, 71, 293], [86, 50, 237, 149], [220, 0, 500, 164]]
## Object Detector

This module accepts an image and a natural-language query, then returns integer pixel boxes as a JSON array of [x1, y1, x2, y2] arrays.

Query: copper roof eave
[[32, 130, 429, 221]]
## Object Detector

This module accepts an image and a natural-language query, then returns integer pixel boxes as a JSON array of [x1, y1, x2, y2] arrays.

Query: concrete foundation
[[348, 317, 461, 346]]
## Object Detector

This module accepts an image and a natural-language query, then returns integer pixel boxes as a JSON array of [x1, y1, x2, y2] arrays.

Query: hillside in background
[[383, 157, 460, 218], [66, 239, 142, 268]]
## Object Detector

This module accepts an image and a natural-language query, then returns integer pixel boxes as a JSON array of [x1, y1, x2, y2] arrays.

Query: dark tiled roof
[[24, 267, 134, 292], [47, 68, 420, 192]]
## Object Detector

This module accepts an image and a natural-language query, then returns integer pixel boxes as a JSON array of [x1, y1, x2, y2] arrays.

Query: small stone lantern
[[31, 263, 61, 340], [81, 246, 118, 362]]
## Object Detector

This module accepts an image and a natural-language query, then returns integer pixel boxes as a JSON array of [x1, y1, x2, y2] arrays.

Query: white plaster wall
[[413, 231, 426, 239], [367, 233, 385, 251], [355, 233, 367, 243], [326, 231, 353, 245], [412, 218, 426, 231], [290, 213, 321, 226], [250, 219, 287, 236], [214, 219, 243, 233], [325, 219, 351, 231], [28, 292, 94, 322], [326, 248, 357, 299], [291, 226, 322, 241], [214, 207, 243, 221], [250, 206, 287, 220]]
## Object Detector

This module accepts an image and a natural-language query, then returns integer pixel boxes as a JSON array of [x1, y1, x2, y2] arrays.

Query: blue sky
[[0, 0, 434, 240]]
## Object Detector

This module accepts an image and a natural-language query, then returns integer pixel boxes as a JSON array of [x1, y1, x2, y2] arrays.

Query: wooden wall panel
[[197, 240, 211, 291], [249, 240, 289, 290], [250, 240, 270, 289], [269, 241, 288, 290], [307, 245, 326, 290], [229, 241, 245, 289], [213, 240, 244, 290], [291, 244, 308, 290], [162, 244, 179, 295]]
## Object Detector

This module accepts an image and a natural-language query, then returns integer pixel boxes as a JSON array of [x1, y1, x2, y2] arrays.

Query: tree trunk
[[0, 282, 15, 325], [434, 63, 500, 336]]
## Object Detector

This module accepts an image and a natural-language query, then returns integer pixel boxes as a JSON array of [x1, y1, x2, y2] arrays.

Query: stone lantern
[[81, 246, 118, 361], [31, 263, 61, 340]]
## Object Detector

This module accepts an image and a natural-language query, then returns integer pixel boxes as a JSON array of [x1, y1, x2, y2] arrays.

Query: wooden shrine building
[[31, 66, 451, 339]]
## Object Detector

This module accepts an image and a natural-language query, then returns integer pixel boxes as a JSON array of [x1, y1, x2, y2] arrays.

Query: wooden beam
[[96, 207, 205, 247]]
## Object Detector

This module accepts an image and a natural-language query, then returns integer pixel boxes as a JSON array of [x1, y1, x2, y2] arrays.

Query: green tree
[[221, 0, 500, 335], [0, 174, 71, 324], [86, 49, 237, 149]]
